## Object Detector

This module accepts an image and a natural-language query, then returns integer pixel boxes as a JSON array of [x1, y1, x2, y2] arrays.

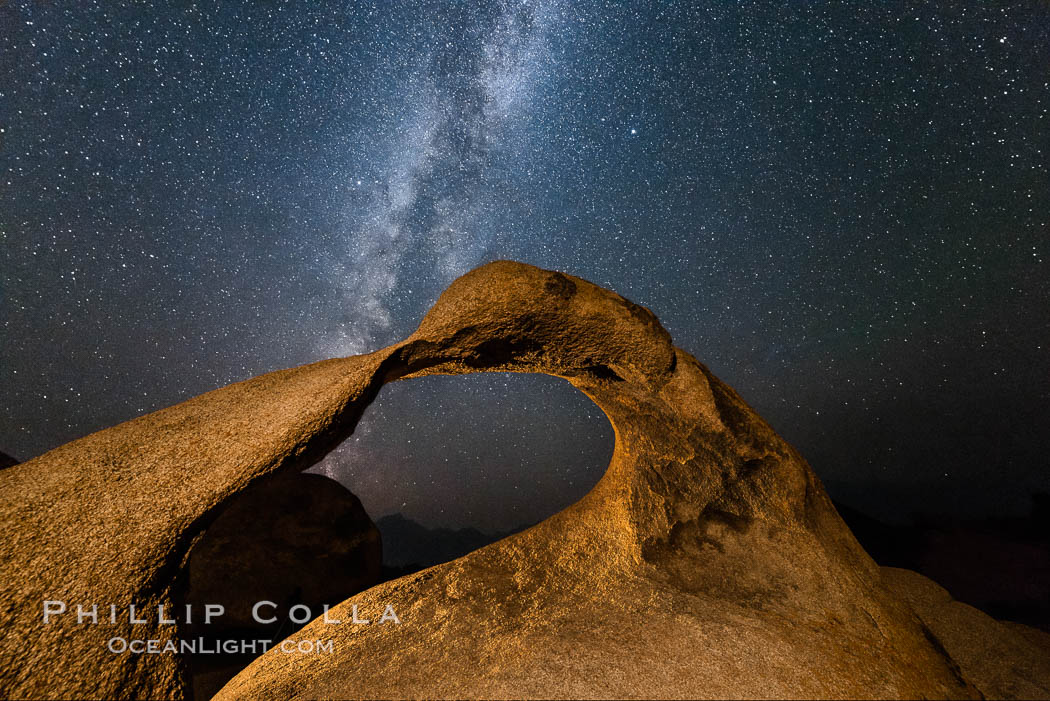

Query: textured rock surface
[[0, 260, 1039, 700], [0, 339, 394, 699]]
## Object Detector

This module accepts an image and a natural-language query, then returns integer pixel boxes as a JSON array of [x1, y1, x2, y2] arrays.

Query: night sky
[[2, 1, 1047, 530]]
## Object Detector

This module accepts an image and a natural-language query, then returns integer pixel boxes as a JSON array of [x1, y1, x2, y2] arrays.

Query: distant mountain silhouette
[[0, 452, 18, 469], [376, 513, 530, 575]]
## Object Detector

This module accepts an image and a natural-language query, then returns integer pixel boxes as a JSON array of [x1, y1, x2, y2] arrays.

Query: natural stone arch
[[0, 261, 984, 699]]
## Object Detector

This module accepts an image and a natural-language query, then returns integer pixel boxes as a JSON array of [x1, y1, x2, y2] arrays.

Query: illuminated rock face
[[0, 260, 1042, 700]]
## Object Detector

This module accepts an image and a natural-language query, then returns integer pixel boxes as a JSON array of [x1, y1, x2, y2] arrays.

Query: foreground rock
[[0, 260, 1044, 699]]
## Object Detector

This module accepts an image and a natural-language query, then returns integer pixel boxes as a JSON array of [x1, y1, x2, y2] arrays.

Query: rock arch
[[0, 261, 982, 699]]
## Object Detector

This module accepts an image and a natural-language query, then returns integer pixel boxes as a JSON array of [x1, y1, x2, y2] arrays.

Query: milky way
[[2, 1, 1048, 527], [321, 1, 562, 355]]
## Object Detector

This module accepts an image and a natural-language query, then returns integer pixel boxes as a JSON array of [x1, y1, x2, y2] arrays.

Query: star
[[2, 0, 1047, 530]]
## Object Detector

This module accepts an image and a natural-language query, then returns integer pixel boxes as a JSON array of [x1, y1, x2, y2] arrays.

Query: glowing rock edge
[[2, 261, 1047, 699]]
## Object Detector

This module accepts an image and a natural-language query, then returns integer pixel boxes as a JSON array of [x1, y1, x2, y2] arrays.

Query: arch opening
[[312, 372, 614, 574]]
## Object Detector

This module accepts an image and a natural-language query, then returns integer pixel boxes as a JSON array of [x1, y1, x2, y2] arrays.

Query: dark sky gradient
[[2, 1, 1047, 527], [312, 374, 613, 532]]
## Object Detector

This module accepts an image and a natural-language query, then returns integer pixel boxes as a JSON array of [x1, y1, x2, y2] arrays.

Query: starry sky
[[2, 1, 1047, 530]]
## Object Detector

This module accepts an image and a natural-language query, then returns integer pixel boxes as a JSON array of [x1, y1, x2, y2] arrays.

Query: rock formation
[[0, 260, 1046, 700], [186, 471, 380, 631], [184, 471, 381, 700]]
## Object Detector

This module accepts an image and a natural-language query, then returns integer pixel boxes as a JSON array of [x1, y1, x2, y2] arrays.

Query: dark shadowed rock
[[0, 260, 1044, 699], [0, 452, 18, 469], [184, 471, 380, 700], [187, 471, 381, 631]]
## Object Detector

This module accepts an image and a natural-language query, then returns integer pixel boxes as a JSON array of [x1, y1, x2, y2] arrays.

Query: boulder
[[186, 471, 381, 631], [184, 471, 380, 701]]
